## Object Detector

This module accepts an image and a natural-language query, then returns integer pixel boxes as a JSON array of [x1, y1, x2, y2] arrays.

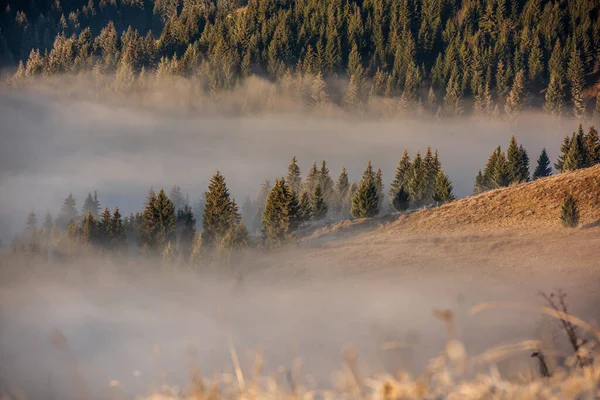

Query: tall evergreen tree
[[311, 184, 328, 220], [261, 178, 298, 247], [80, 212, 98, 245], [389, 150, 411, 200], [555, 135, 572, 172], [298, 191, 312, 222], [391, 186, 410, 212], [544, 73, 564, 117], [318, 160, 334, 201], [305, 162, 319, 194], [568, 48, 586, 119], [351, 161, 380, 219], [82, 191, 101, 217], [333, 166, 350, 215], [110, 207, 126, 252], [177, 204, 196, 259], [563, 132, 585, 172], [407, 152, 425, 205], [140, 191, 159, 252], [533, 148, 552, 180], [432, 170, 455, 204], [202, 171, 235, 249], [169, 185, 186, 211], [59, 193, 79, 228], [286, 156, 302, 195], [154, 189, 176, 249], [98, 207, 112, 248], [584, 126, 600, 166], [504, 70, 526, 119]]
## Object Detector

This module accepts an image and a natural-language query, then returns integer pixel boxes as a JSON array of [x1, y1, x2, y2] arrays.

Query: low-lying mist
[[0, 75, 582, 241]]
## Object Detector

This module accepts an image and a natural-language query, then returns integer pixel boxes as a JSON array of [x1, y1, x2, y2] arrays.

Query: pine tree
[[391, 186, 410, 212], [178, 205, 196, 259], [311, 184, 328, 220], [504, 70, 526, 120], [584, 126, 600, 166], [310, 72, 329, 109], [560, 193, 579, 228], [298, 191, 312, 222], [286, 156, 302, 195], [555, 135, 572, 172], [433, 170, 455, 204], [202, 171, 235, 248], [304, 162, 319, 194], [474, 170, 486, 194], [262, 178, 298, 247], [563, 132, 585, 172], [443, 75, 463, 117], [518, 145, 530, 182], [533, 148, 552, 180], [375, 168, 384, 210], [98, 207, 112, 248], [318, 160, 334, 201], [82, 191, 100, 217], [333, 166, 349, 215], [110, 207, 126, 252], [59, 193, 79, 228], [407, 152, 425, 205], [351, 161, 380, 218], [140, 190, 159, 253], [491, 149, 509, 188], [507, 136, 524, 184], [80, 212, 98, 245], [155, 189, 176, 249], [568, 48, 586, 119], [169, 185, 186, 212], [423, 147, 440, 202], [389, 150, 412, 200], [544, 73, 564, 117]]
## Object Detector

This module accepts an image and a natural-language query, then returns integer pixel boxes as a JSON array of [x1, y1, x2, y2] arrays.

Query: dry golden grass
[[394, 165, 600, 234]]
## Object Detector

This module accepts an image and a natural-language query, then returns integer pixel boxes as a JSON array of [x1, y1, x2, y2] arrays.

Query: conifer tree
[[518, 145, 530, 182], [563, 132, 585, 172], [43, 213, 54, 233], [491, 149, 509, 188], [304, 162, 319, 194], [82, 191, 100, 217], [110, 207, 126, 252], [391, 186, 410, 212], [389, 150, 411, 200], [310, 73, 329, 109], [59, 193, 79, 228], [504, 70, 526, 120], [154, 189, 176, 249], [555, 135, 572, 172], [162, 241, 181, 269], [407, 152, 425, 205], [533, 148, 552, 180], [433, 170, 455, 204], [80, 212, 98, 245], [25, 210, 37, 233], [202, 171, 235, 248], [584, 126, 600, 166], [178, 205, 196, 259], [286, 156, 302, 195], [544, 73, 564, 116], [423, 147, 440, 202], [252, 180, 271, 231], [333, 166, 349, 215], [351, 161, 380, 218], [311, 184, 328, 220], [169, 185, 186, 212], [375, 168, 384, 209], [568, 48, 586, 119], [262, 178, 298, 247], [318, 160, 334, 201], [298, 191, 312, 222], [560, 193, 579, 228], [98, 207, 112, 248], [443, 75, 463, 117], [189, 233, 205, 267], [507, 136, 525, 184], [474, 170, 486, 194]]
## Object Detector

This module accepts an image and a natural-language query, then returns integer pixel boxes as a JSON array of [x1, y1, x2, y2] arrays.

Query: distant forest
[[1, 0, 600, 117]]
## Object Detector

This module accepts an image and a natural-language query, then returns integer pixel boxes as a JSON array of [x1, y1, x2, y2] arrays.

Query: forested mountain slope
[[1, 0, 600, 117]]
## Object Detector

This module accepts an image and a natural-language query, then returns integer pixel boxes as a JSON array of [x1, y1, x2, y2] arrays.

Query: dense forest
[[8, 124, 599, 267], [1, 0, 600, 117]]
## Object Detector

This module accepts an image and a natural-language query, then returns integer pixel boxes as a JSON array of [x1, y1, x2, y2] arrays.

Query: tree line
[[3, 0, 600, 118], [473, 123, 600, 194], [12, 150, 455, 264]]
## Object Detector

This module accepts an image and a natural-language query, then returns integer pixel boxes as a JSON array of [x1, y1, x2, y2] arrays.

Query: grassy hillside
[[394, 165, 600, 233]]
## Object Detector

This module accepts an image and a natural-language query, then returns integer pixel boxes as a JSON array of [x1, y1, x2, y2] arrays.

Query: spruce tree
[[584, 126, 600, 166], [375, 168, 384, 209], [507, 136, 524, 184], [560, 193, 579, 228], [140, 191, 159, 252], [555, 135, 572, 172], [262, 178, 298, 247], [518, 145, 530, 182], [311, 184, 328, 220], [563, 132, 585, 172], [110, 207, 126, 253], [178, 205, 196, 259], [169, 185, 186, 212], [504, 70, 526, 120], [333, 166, 349, 215], [59, 193, 79, 228], [82, 191, 101, 218], [351, 161, 380, 219], [474, 170, 486, 194], [202, 171, 235, 248], [544, 73, 564, 116], [433, 170, 455, 204], [407, 152, 425, 205], [98, 207, 112, 248], [423, 147, 440, 202], [491, 149, 510, 188], [298, 191, 312, 222], [305, 162, 319, 194], [533, 149, 552, 180], [80, 212, 98, 245], [155, 189, 176, 249], [318, 160, 334, 201], [286, 156, 302, 195], [391, 186, 410, 212], [389, 150, 411, 200], [568, 48, 586, 119]]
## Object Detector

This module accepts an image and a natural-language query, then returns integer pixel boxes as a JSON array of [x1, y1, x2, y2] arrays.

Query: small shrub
[[560, 193, 579, 228]]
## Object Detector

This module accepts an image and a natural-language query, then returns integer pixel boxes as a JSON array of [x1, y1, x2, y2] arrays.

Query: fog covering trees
[[3, 0, 600, 117]]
